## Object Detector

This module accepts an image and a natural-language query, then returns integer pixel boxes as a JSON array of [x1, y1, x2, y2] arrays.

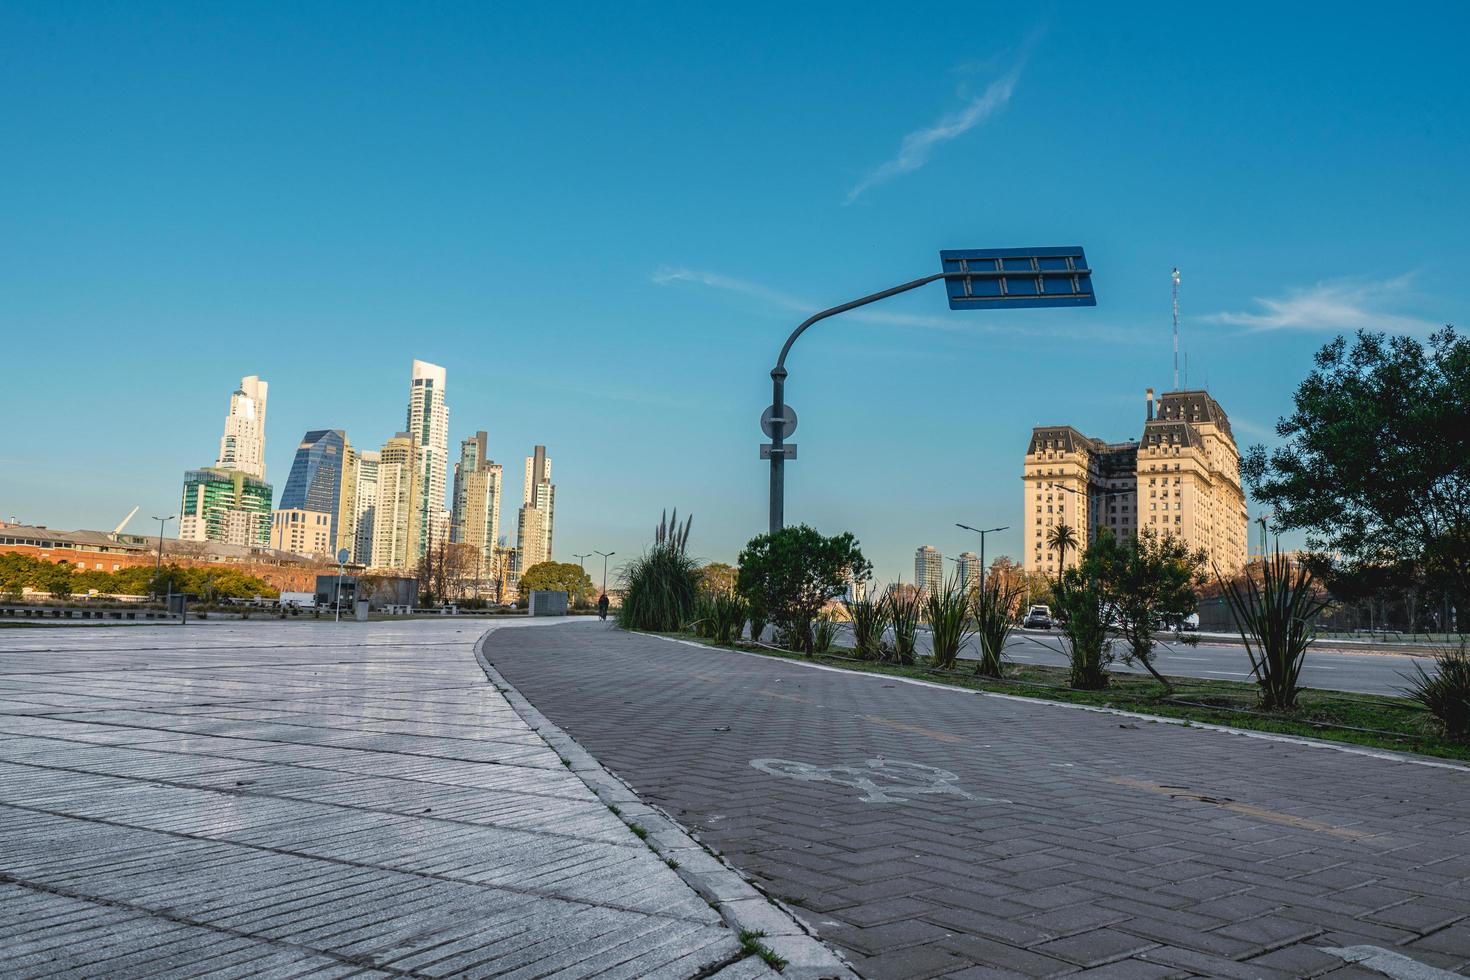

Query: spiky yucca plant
[[1402, 638, 1470, 740], [972, 578, 1022, 678], [844, 596, 890, 661], [1217, 548, 1330, 710], [925, 574, 975, 671], [884, 588, 921, 666]]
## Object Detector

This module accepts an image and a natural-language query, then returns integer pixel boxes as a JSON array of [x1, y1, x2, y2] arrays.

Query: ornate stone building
[[1022, 388, 1248, 577]]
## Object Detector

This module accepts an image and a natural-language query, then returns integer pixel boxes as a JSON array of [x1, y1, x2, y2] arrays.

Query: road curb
[[473, 626, 856, 980]]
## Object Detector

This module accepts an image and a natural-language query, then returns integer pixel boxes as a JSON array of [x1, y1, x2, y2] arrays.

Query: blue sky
[[2, 3, 1466, 583]]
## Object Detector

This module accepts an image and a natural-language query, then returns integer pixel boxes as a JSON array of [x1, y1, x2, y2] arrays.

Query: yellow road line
[[1111, 776, 1372, 840], [862, 715, 966, 744]]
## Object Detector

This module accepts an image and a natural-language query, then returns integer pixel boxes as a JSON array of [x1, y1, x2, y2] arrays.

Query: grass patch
[[628, 823, 648, 840], [737, 930, 788, 971], [652, 631, 1470, 763], [665, 857, 680, 869]]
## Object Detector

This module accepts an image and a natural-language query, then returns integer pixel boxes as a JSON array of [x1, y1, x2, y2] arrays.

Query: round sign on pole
[[337, 548, 350, 565], [761, 405, 798, 439]]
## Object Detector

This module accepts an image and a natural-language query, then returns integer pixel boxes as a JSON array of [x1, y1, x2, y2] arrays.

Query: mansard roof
[[1152, 389, 1234, 442], [1141, 419, 1201, 449]]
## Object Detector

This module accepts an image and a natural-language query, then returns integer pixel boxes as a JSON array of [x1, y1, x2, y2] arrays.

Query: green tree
[[1085, 529, 1206, 695], [518, 561, 595, 604], [1244, 327, 1470, 615], [1046, 524, 1079, 586], [698, 562, 738, 596], [736, 525, 871, 656], [45, 561, 75, 599]]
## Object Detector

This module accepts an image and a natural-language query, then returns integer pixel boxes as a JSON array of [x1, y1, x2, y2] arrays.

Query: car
[[1181, 612, 1199, 632], [1023, 604, 1053, 629]]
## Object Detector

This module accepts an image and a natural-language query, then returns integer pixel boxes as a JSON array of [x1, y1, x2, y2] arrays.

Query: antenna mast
[[1171, 267, 1181, 390]]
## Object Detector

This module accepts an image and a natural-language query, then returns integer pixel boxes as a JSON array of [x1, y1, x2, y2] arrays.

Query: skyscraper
[[372, 433, 422, 570], [351, 450, 380, 565], [914, 545, 942, 597], [278, 429, 347, 545], [452, 432, 502, 571], [215, 375, 269, 480], [405, 360, 449, 563], [180, 375, 273, 548], [179, 469, 272, 547], [517, 445, 555, 569], [957, 551, 980, 593]]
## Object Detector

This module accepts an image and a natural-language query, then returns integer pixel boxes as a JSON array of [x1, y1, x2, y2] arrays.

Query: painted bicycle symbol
[[750, 757, 1009, 804]]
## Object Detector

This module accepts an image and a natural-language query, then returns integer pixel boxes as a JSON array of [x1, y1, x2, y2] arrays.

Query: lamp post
[[594, 550, 615, 596], [151, 515, 174, 600], [573, 552, 591, 570], [763, 247, 1095, 533], [955, 523, 1008, 597]]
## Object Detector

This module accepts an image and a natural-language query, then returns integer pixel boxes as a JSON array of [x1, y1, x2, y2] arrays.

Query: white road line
[[1204, 670, 1250, 677], [1322, 944, 1462, 979]]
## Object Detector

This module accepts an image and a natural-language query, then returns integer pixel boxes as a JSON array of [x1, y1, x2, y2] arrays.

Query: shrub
[[747, 609, 767, 645], [1402, 638, 1470, 740], [884, 588, 921, 666], [1054, 571, 1114, 689], [1218, 548, 1330, 710], [844, 596, 889, 661], [737, 525, 871, 657], [688, 591, 718, 638], [973, 578, 1021, 678], [925, 575, 974, 671]]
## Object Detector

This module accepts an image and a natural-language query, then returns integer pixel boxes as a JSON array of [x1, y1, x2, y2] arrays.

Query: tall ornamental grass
[[925, 576, 975, 671], [618, 545, 700, 633], [1218, 549, 1329, 710]]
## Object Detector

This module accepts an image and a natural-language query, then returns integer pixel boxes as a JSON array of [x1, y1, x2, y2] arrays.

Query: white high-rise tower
[[405, 359, 449, 561], [215, 375, 269, 480]]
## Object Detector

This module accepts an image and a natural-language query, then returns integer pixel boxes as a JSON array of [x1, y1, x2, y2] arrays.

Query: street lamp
[[151, 515, 174, 600], [763, 247, 1095, 532], [955, 524, 1008, 597], [594, 550, 615, 596], [573, 552, 592, 569]]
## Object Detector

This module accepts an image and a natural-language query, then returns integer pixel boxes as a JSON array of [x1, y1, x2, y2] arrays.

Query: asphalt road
[[831, 626, 1434, 696]]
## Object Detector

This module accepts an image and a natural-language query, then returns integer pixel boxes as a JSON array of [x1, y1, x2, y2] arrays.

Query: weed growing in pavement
[[665, 858, 680, 869], [629, 823, 648, 839], [737, 930, 788, 970]]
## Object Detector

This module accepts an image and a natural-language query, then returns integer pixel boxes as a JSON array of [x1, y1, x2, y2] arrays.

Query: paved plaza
[[485, 626, 1470, 979], [0, 619, 782, 978]]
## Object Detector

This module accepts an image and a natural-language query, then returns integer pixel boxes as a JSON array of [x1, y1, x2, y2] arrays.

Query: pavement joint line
[[0, 712, 580, 776], [475, 625, 857, 980], [645, 633, 1470, 775], [0, 755, 652, 851], [0, 870, 427, 977], [0, 798, 715, 923]]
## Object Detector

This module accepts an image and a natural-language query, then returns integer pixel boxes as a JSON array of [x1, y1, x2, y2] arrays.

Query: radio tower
[[1171, 267, 1181, 390]]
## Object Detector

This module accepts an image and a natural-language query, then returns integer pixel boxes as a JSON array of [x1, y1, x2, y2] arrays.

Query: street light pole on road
[[151, 515, 174, 599], [955, 523, 1008, 597], [594, 550, 615, 596], [764, 248, 1095, 533]]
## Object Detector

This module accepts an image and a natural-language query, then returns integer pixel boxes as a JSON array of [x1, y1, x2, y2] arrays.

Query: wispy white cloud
[[1203, 275, 1438, 334], [845, 67, 1021, 205]]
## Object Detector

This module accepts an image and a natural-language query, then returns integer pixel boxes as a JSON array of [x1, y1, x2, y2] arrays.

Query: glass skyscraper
[[279, 429, 347, 545]]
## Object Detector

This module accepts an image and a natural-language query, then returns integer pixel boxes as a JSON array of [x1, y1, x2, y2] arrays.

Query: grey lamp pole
[[764, 247, 1095, 534], [594, 550, 615, 595], [152, 515, 174, 599], [573, 552, 591, 570], [955, 523, 1008, 597]]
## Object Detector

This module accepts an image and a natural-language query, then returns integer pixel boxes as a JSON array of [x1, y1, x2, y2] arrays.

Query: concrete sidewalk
[[0, 619, 811, 978]]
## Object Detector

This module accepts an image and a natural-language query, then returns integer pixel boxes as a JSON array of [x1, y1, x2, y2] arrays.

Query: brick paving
[[483, 626, 1470, 979], [0, 619, 751, 978]]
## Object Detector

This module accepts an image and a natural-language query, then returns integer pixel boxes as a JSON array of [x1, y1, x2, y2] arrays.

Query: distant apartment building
[[278, 429, 347, 547], [517, 445, 555, 570], [451, 431, 503, 570], [215, 375, 269, 480], [914, 545, 942, 597], [1023, 387, 1248, 577], [270, 508, 333, 558], [405, 360, 449, 563], [179, 469, 272, 548], [494, 544, 520, 605], [956, 551, 980, 592], [347, 449, 380, 565], [371, 433, 423, 570]]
